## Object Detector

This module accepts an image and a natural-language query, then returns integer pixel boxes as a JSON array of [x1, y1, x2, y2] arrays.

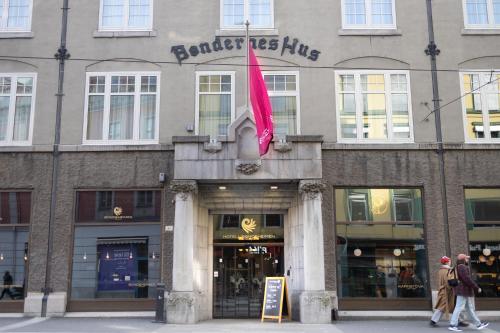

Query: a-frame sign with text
[[261, 277, 291, 323]]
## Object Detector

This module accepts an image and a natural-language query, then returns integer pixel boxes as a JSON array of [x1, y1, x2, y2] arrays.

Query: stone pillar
[[298, 180, 332, 324], [167, 180, 199, 324]]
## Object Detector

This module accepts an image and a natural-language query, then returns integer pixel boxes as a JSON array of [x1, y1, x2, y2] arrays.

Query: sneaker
[[477, 322, 489, 330], [448, 327, 462, 332], [430, 320, 438, 327]]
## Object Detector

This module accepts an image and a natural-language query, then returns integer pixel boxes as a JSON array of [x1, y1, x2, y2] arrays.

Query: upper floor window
[[336, 71, 413, 143], [195, 72, 235, 138], [83, 72, 160, 145], [461, 72, 500, 142], [342, 0, 396, 29], [463, 0, 500, 28], [264, 72, 300, 136], [99, 0, 153, 31], [221, 0, 274, 29], [0, 0, 32, 32], [0, 74, 36, 146]]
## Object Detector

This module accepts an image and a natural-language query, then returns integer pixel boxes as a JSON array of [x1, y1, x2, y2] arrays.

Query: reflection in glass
[[0, 227, 29, 301]]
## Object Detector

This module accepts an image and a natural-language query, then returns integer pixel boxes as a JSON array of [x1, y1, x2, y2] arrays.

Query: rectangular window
[[221, 0, 273, 29], [464, 0, 500, 28], [99, 0, 153, 31], [0, 74, 36, 146], [264, 72, 300, 136], [83, 72, 160, 144], [0, 0, 32, 32], [196, 72, 235, 138], [342, 0, 396, 29], [335, 188, 428, 300], [465, 189, 500, 299], [461, 71, 500, 141], [336, 71, 413, 143]]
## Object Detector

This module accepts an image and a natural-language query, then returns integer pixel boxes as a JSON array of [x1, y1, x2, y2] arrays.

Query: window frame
[[194, 71, 236, 138], [82, 71, 161, 146], [0, 0, 33, 32], [263, 71, 301, 136], [463, 0, 500, 29], [341, 0, 397, 30], [335, 70, 414, 144], [98, 0, 154, 32], [220, 0, 275, 30], [460, 70, 500, 143], [0, 73, 37, 146]]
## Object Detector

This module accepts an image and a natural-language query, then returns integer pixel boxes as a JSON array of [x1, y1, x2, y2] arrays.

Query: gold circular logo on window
[[113, 206, 123, 217], [241, 218, 257, 234], [372, 197, 388, 215]]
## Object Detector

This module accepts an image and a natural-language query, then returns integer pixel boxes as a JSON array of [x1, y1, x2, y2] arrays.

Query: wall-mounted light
[[483, 248, 492, 256], [393, 249, 402, 257], [151, 252, 156, 260], [218, 186, 227, 191], [24, 253, 28, 261], [270, 186, 279, 190], [129, 252, 133, 260], [105, 252, 110, 260], [354, 248, 362, 257], [0, 253, 4, 261], [83, 252, 87, 261]]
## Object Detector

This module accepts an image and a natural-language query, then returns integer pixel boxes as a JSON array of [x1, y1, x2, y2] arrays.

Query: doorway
[[213, 244, 284, 318]]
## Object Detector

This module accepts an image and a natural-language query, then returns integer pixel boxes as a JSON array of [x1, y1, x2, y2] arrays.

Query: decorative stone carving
[[167, 293, 195, 307], [170, 180, 197, 200], [203, 141, 222, 153], [274, 140, 293, 153], [235, 159, 261, 175], [299, 180, 326, 200]]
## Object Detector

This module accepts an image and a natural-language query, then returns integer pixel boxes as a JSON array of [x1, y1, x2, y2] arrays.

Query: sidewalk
[[0, 318, 498, 333]]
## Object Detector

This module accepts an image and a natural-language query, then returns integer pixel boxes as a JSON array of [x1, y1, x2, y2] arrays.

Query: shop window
[[465, 189, 500, 299], [0, 192, 31, 303], [335, 188, 428, 299], [221, 0, 274, 29], [264, 214, 282, 228]]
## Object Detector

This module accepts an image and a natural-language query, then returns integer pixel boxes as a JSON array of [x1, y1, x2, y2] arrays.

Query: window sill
[[215, 29, 279, 37], [462, 28, 500, 35], [338, 29, 402, 36], [93, 30, 157, 38], [0, 31, 34, 39]]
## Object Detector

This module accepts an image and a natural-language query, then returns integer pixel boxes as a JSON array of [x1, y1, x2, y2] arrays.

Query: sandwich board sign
[[261, 277, 291, 323]]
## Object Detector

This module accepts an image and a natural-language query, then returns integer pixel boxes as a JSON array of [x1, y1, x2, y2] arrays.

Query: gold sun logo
[[113, 206, 123, 217], [241, 218, 257, 234]]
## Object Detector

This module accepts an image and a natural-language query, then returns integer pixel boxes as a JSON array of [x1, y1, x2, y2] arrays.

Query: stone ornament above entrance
[[299, 180, 327, 200], [170, 180, 198, 201]]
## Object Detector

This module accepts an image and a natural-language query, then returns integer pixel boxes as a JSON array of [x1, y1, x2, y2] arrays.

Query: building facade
[[0, 0, 500, 323]]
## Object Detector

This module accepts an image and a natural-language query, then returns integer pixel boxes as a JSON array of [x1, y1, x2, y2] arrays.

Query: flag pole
[[245, 20, 250, 109]]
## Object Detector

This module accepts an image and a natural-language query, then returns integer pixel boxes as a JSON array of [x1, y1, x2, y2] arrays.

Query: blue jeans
[[450, 296, 481, 327]]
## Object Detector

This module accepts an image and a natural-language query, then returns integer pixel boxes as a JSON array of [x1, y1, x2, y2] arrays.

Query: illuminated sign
[[104, 206, 133, 221]]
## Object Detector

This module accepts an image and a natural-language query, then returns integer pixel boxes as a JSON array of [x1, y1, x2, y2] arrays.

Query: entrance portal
[[212, 214, 285, 319]]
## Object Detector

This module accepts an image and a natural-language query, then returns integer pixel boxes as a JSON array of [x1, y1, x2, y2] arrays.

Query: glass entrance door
[[213, 245, 283, 318]]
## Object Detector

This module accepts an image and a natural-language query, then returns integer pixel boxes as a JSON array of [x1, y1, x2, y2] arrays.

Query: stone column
[[298, 180, 332, 324], [167, 180, 199, 324]]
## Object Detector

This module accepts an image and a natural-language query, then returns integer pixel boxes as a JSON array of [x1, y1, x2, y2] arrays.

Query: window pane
[[16, 77, 32, 94], [465, 189, 500, 222], [392, 94, 410, 139], [102, 0, 124, 27], [0, 97, 9, 141], [345, 0, 366, 25], [494, 0, 500, 23], [339, 93, 357, 139], [372, 0, 393, 25], [0, 227, 29, 300], [89, 76, 105, 94], [0, 77, 11, 94], [223, 0, 244, 26], [487, 78, 500, 138], [129, 0, 150, 28], [139, 95, 155, 140], [109, 95, 134, 140], [7, 0, 30, 29], [271, 96, 296, 135], [463, 74, 485, 139], [466, 0, 488, 24], [87, 95, 104, 140], [199, 94, 231, 137], [12, 96, 31, 141], [363, 93, 387, 139], [249, 0, 272, 27], [140, 76, 156, 93]]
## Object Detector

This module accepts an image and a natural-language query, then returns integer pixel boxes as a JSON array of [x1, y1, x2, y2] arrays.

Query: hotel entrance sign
[[261, 277, 291, 323]]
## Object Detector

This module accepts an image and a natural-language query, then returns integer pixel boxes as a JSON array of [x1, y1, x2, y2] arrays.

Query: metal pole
[[246, 20, 250, 109], [41, 0, 70, 317], [425, 0, 451, 257]]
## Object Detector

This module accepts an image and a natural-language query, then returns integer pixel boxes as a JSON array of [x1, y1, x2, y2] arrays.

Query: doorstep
[[64, 311, 155, 318]]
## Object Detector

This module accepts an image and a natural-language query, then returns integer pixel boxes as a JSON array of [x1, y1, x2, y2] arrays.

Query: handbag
[[448, 267, 459, 287]]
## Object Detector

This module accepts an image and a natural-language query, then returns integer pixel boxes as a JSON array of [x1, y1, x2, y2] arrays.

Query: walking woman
[[430, 256, 455, 326]]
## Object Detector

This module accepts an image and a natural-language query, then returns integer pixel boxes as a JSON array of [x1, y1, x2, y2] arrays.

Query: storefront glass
[[465, 189, 500, 299], [71, 190, 161, 300], [0, 192, 31, 303], [335, 188, 429, 299]]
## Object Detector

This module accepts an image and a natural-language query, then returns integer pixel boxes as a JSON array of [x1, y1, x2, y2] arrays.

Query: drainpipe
[[41, 0, 70, 317], [425, 0, 451, 257]]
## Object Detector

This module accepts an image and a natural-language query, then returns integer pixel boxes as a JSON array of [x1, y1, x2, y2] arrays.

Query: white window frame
[[195, 71, 236, 138], [463, 0, 500, 29], [341, 0, 397, 29], [98, 0, 153, 32], [220, 0, 275, 30], [82, 71, 161, 145], [263, 71, 301, 136], [335, 70, 414, 144], [460, 70, 500, 143], [0, 73, 37, 146], [0, 0, 33, 32]]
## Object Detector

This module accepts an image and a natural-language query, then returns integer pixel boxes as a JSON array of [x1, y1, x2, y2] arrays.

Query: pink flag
[[249, 48, 274, 156]]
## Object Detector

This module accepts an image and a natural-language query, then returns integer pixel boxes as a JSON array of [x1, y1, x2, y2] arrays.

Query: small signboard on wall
[[261, 277, 291, 323]]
